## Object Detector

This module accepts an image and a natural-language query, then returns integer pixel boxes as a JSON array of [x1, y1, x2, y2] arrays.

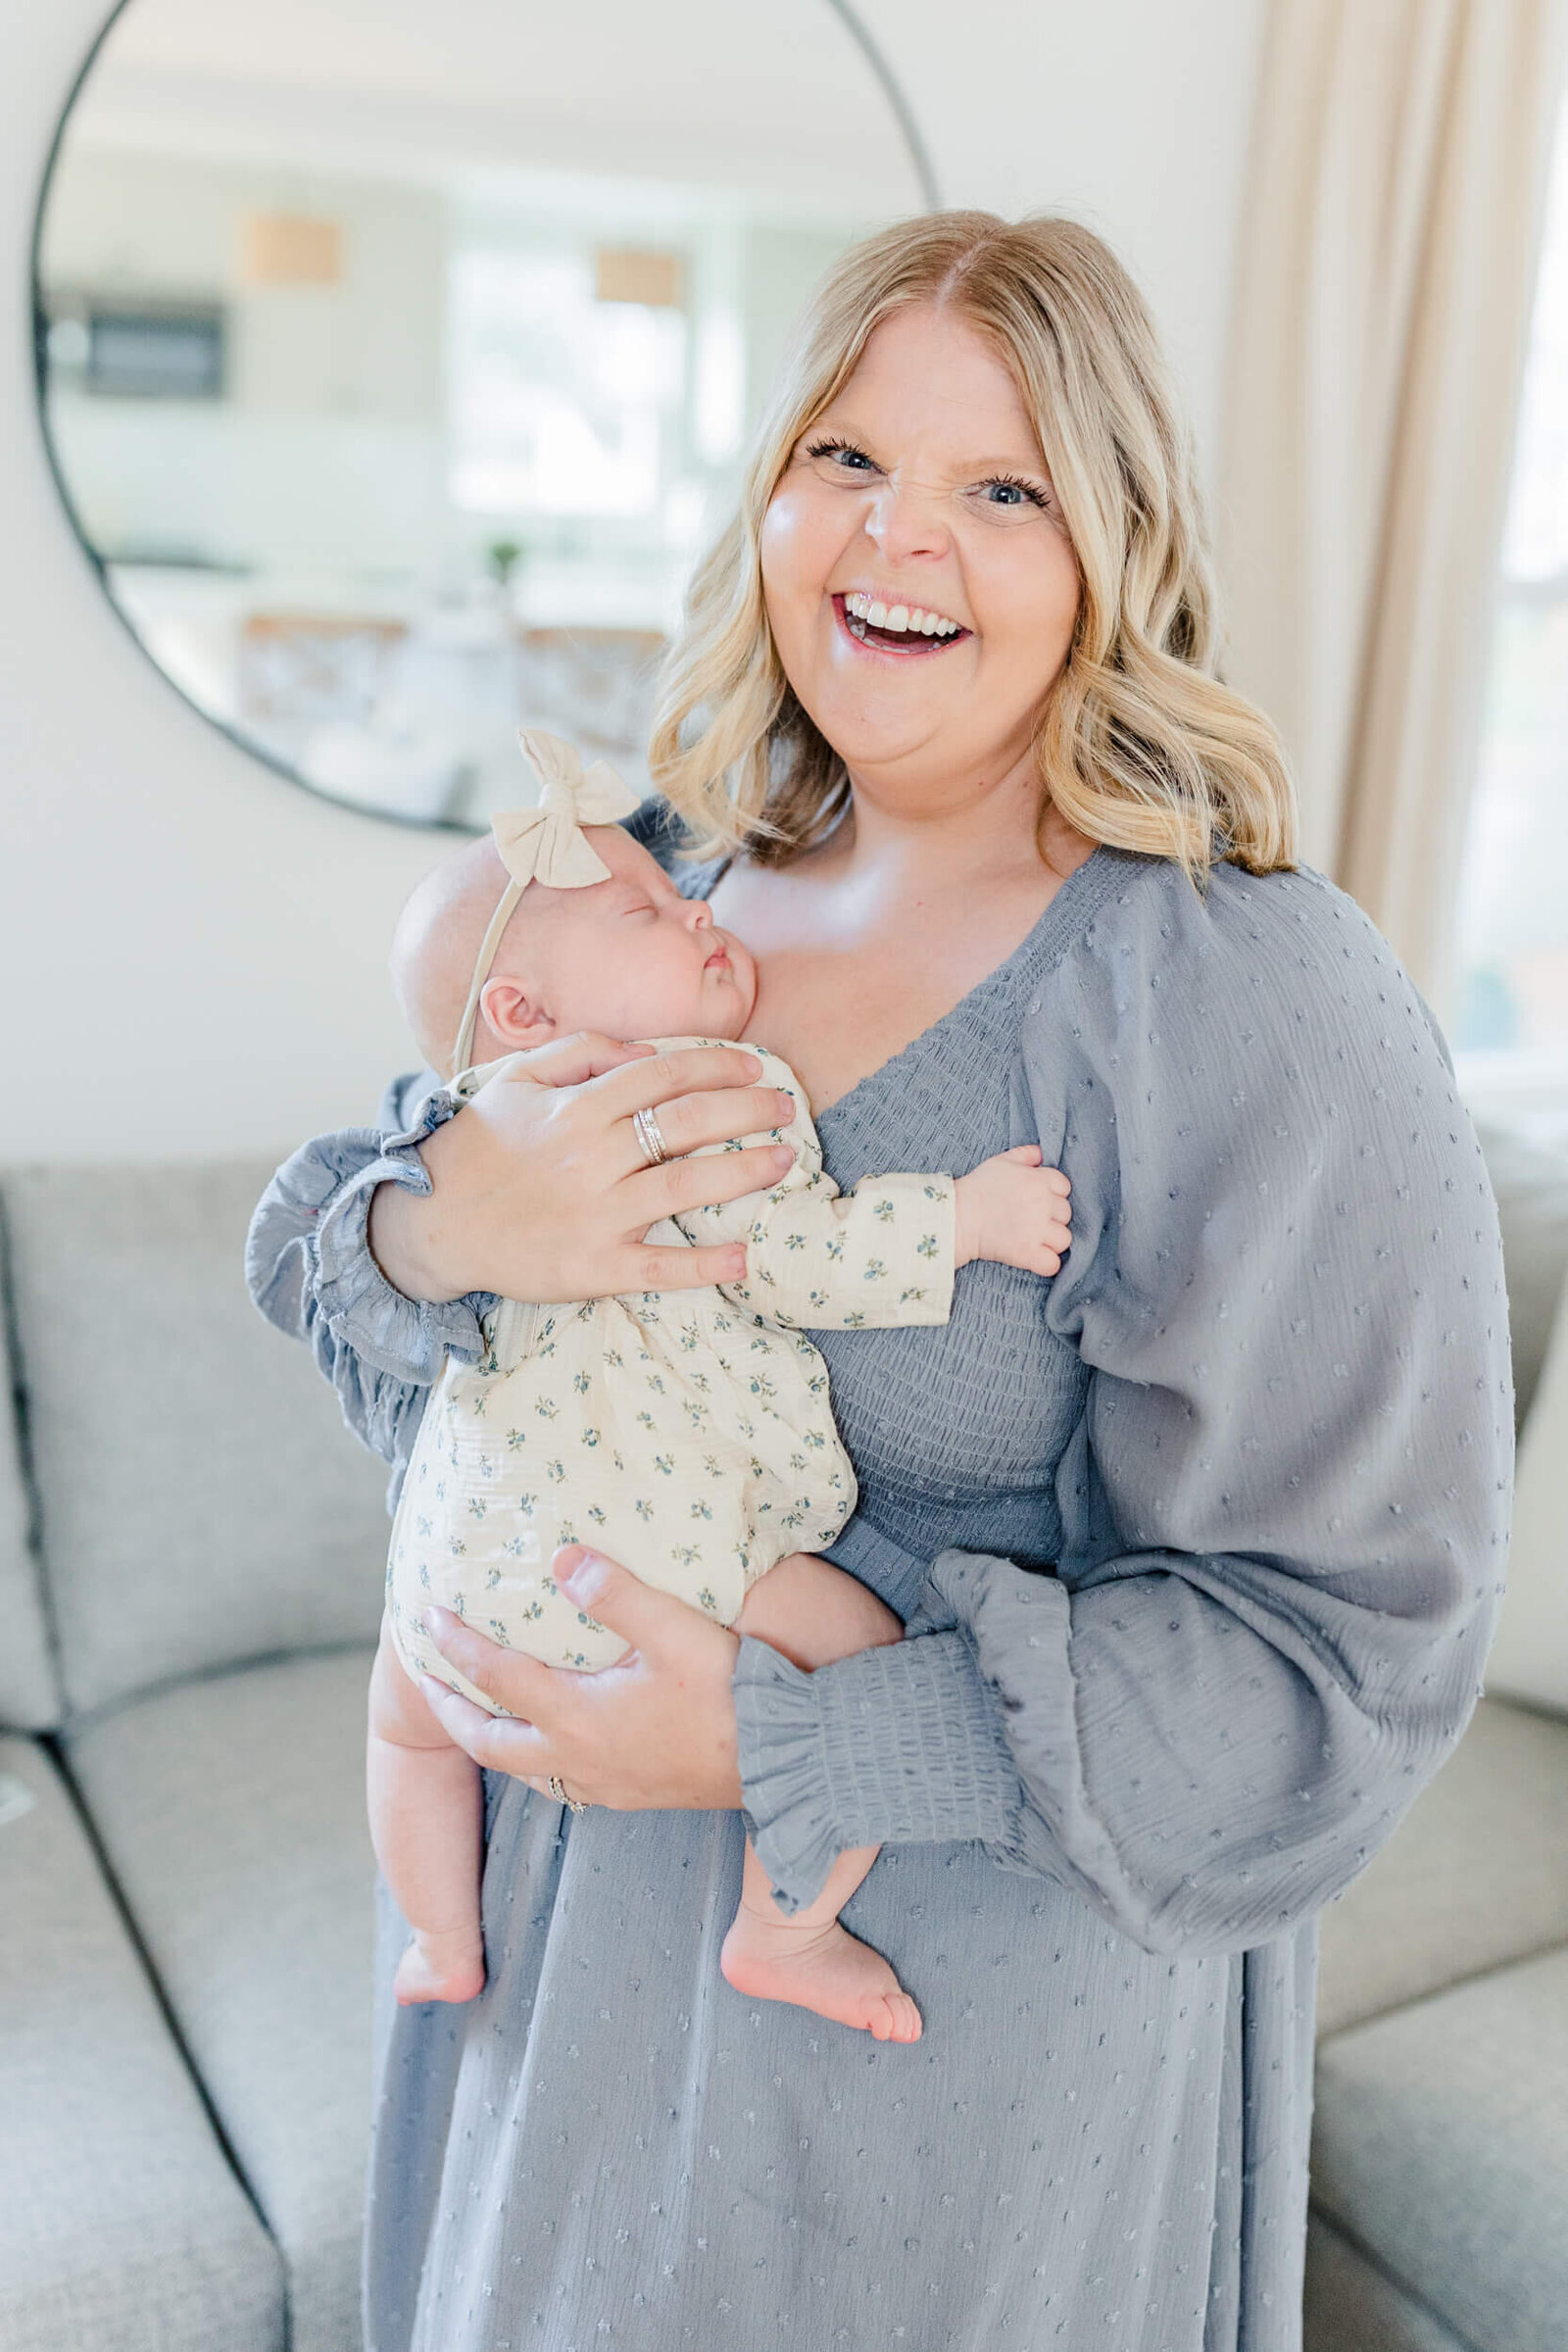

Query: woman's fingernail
[[556, 1547, 603, 1600], [770, 1145, 794, 1171], [421, 1606, 440, 1634]]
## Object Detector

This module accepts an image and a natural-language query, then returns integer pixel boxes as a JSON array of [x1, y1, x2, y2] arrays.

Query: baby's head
[[392, 819, 757, 1079]]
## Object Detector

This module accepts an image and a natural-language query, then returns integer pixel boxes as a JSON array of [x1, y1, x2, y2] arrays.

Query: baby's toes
[[868, 1993, 920, 2043], [888, 1992, 923, 2044]]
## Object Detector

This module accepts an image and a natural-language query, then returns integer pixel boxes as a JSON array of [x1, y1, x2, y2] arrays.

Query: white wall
[[0, 0, 1268, 1161]]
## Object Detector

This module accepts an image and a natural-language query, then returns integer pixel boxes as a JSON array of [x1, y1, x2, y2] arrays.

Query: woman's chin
[[805, 678, 974, 770]]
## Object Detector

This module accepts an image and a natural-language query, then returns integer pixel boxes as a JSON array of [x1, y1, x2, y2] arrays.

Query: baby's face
[[515, 828, 757, 1042]]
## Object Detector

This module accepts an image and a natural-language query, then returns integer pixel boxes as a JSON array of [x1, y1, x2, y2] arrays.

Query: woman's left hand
[[414, 1546, 745, 1811]]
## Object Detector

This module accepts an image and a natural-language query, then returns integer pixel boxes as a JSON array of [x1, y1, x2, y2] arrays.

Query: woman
[[250, 213, 1511, 2350]]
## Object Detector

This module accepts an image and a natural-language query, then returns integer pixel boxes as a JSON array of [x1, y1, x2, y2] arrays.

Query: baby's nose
[[688, 899, 713, 929]]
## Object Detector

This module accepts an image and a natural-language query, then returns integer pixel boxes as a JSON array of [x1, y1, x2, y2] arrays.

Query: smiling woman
[[247, 204, 1510, 2352], [760, 307, 1081, 813], [651, 212, 1294, 886]]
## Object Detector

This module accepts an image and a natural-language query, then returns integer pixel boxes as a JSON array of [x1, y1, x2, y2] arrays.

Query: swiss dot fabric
[[247, 818, 1511, 2351]]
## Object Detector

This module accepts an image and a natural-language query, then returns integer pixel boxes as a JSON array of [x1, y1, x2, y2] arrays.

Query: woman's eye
[[805, 436, 876, 473], [975, 475, 1050, 512]]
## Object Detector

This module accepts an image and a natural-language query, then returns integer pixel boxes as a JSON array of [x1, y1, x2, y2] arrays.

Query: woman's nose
[[864, 473, 950, 564]]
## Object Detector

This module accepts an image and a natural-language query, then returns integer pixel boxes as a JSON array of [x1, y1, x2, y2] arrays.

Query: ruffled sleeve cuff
[[312, 1087, 494, 1383], [913, 1549, 1094, 1895], [732, 1615, 1029, 1916]]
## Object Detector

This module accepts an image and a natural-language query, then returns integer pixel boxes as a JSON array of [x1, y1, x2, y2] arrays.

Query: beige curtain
[[1218, 0, 1567, 1019]]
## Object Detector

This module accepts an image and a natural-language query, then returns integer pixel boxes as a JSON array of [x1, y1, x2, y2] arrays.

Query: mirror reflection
[[34, 0, 930, 825]]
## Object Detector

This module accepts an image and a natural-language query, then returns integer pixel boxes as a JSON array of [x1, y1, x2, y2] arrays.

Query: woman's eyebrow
[[806, 418, 1051, 478], [959, 452, 1053, 475]]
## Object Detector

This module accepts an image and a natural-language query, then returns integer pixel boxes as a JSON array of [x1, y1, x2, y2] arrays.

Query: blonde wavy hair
[[648, 210, 1297, 890]]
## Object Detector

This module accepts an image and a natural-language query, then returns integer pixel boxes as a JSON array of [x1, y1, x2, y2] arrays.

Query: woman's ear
[[479, 974, 557, 1054]]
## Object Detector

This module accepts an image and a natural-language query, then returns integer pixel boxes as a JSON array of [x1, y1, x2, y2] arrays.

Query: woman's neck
[[805, 752, 1078, 909]]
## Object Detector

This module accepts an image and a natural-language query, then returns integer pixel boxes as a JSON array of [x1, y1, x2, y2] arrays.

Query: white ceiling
[[66, 0, 926, 215]]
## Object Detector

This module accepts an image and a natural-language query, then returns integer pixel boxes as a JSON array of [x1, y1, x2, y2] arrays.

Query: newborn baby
[[369, 731, 1072, 2043]]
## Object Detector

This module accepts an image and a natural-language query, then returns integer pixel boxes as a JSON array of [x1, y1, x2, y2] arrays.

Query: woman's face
[[760, 303, 1081, 808]]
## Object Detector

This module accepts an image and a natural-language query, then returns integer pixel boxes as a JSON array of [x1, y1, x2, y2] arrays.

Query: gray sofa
[[1, 1131, 1565, 2352]]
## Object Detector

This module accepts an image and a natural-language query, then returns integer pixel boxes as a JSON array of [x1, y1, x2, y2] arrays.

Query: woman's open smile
[[832, 590, 972, 657], [760, 304, 1080, 786]]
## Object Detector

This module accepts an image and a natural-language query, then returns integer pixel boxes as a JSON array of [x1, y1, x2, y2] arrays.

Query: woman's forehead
[[815, 314, 1046, 467]]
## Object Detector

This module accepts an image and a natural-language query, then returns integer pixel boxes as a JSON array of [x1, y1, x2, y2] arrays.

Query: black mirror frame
[[28, 0, 938, 833]]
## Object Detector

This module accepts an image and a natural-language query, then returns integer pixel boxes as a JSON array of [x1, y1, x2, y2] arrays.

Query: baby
[[369, 731, 1072, 2043]]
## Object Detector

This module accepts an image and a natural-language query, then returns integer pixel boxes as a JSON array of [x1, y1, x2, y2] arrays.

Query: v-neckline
[[689, 836, 1142, 1130]]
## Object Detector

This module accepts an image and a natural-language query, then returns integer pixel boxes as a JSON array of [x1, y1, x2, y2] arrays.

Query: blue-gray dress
[[248, 818, 1512, 2352]]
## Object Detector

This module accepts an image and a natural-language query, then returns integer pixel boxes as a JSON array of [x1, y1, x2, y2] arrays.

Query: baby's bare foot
[[393, 1925, 485, 2006], [720, 1905, 921, 2042]]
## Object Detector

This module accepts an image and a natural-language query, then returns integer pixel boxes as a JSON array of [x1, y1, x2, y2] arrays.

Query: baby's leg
[[719, 1553, 920, 2044], [368, 1612, 486, 2006]]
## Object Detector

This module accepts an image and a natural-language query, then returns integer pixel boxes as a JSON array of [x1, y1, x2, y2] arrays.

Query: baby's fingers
[[998, 1145, 1070, 1197]]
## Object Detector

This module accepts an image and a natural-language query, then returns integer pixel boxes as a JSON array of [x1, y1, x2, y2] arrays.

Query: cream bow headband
[[449, 728, 641, 1076]]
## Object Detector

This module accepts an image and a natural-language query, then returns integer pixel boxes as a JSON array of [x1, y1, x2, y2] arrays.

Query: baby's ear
[[479, 975, 557, 1053]]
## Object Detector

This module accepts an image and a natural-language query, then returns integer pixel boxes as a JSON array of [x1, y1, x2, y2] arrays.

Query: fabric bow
[[491, 729, 642, 891], [448, 729, 642, 1076]]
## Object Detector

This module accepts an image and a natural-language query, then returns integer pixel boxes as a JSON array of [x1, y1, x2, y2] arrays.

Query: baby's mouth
[[833, 591, 971, 656]]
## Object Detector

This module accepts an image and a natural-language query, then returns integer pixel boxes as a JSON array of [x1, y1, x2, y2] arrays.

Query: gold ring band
[[549, 1772, 589, 1813], [632, 1104, 670, 1167]]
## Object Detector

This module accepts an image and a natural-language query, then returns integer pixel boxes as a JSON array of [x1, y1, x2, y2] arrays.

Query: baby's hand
[[954, 1146, 1071, 1278]]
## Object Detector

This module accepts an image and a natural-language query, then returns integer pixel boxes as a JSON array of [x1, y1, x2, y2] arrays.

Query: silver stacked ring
[[549, 1773, 589, 1813], [632, 1104, 670, 1167]]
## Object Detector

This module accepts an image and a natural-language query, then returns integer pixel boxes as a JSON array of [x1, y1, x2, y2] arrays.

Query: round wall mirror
[[33, 0, 934, 827]]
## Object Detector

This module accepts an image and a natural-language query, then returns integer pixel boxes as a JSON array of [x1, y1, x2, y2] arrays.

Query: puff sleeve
[[735, 861, 1514, 1950], [244, 1070, 497, 1503]]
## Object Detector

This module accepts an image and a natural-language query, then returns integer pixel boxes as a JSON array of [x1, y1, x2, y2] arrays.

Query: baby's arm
[[672, 1043, 1070, 1327], [729, 1148, 1072, 1328]]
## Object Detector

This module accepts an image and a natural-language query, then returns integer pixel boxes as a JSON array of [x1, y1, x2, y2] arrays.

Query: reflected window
[[450, 246, 685, 518], [1453, 94, 1568, 1135], [32, 0, 931, 831]]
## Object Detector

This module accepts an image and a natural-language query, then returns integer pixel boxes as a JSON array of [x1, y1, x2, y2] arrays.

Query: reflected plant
[[485, 537, 527, 587]]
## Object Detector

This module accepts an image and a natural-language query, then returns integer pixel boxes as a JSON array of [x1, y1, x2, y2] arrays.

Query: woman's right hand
[[368, 1032, 795, 1304]]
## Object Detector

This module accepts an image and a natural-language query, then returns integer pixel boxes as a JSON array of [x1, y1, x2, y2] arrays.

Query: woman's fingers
[[622, 1141, 794, 1228], [416, 1673, 551, 1776], [625, 1241, 750, 1290], [502, 1030, 659, 1090], [620, 1084, 796, 1169], [593, 1043, 767, 1125], [421, 1605, 560, 1722]]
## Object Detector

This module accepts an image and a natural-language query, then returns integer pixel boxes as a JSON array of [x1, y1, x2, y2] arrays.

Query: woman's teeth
[[843, 592, 963, 641]]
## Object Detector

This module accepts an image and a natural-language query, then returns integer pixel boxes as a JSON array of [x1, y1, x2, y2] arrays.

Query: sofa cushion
[[0, 1210, 60, 1727], [1474, 1116, 1568, 1431], [1, 1161, 390, 1716], [1312, 1943, 1568, 2352], [0, 1732, 282, 2352], [1304, 2210, 1474, 2352], [66, 1645, 377, 2352], [1316, 1695, 1568, 2035], [1486, 1267, 1568, 1715]]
